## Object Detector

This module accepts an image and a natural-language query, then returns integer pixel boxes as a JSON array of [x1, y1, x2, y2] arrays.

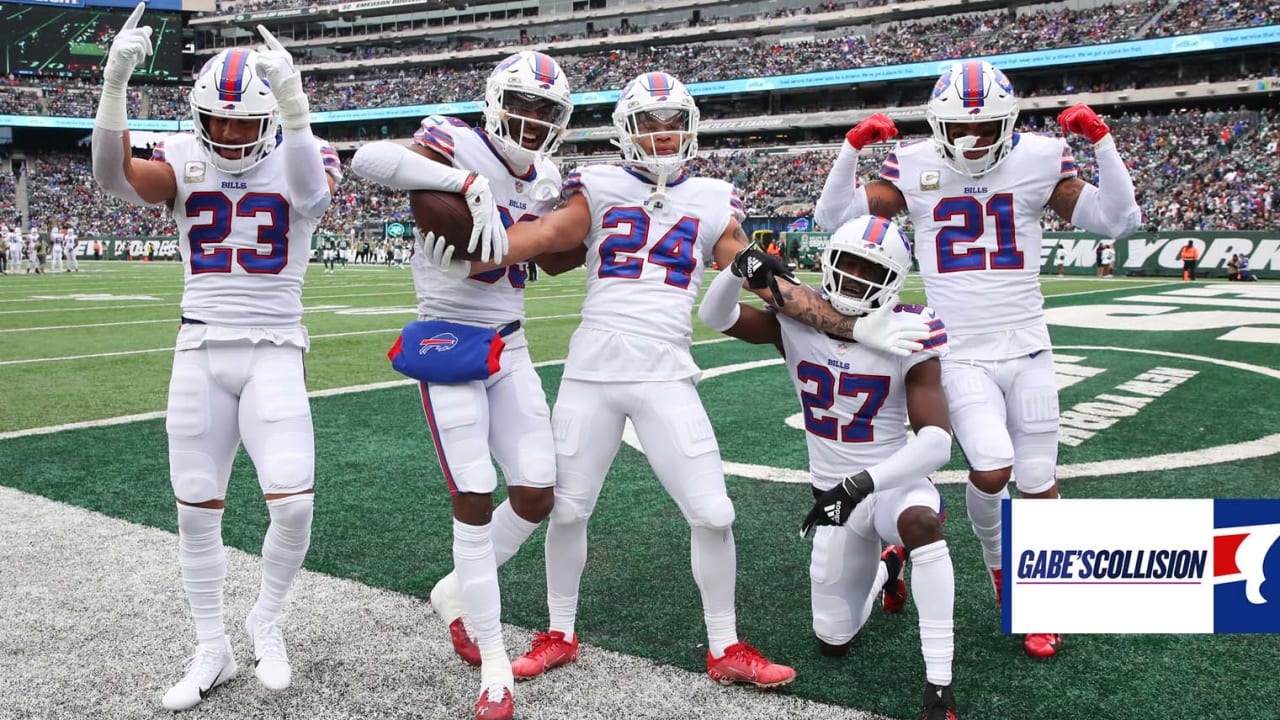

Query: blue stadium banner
[[1002, 499, 1280, 633], [0, 114, 182, 131]]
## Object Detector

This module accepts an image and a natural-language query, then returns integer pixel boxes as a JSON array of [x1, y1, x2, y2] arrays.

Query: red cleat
[[988, 567, 1003, 606], [706, 641, 796, 689], [448, 618, 481, 667], [1024, 633, 1064, 658], [511, 630, 579, 680], [882, 545, 909, 614], [473, 685, 513, 720]]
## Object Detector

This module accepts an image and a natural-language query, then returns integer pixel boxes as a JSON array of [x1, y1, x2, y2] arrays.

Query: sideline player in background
[[351, 50, 572, 720], [421, 71, 933, 688], [64, 226, 81, 272], [700, 214, 956, 719], [92, 5, 339, 709], [814, 60, 1142, 657]]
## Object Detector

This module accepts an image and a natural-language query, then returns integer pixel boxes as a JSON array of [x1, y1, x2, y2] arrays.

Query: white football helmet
[[483, 51, 573, 167], [612, 72, 699, 179], [190, 48, 279, 175], [821, 215, 912, 317], [926, 60, 1019, 177]]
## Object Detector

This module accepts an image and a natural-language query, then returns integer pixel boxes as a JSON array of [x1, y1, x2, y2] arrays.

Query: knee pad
[[685, 491, 735, 530], [170, 451, 222, 505], [266, 493, 314, 529], [1014, 453, 1058, 495], [259, 450, 315, 495], [550, 480, 595, 525]]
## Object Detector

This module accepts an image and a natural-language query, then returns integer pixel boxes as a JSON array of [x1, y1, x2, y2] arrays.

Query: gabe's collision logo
[[1017, 548, 1207, 582]]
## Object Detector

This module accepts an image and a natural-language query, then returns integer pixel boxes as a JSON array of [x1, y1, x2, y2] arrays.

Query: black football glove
[[731, 246, 798, 307], [800, 471, 874, 538]]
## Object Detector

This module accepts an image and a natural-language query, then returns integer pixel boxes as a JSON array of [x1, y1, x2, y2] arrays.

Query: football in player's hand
[[409, 190, 477, 261]]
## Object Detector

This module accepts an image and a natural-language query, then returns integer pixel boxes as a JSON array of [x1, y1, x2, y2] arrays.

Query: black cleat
[[922, 682, 957, 720]]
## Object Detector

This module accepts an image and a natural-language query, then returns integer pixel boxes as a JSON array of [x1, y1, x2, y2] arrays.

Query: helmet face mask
[[612, 73, 699, 179], [821, 215, 912, 317], [190, 48, 279, 175], [926, 60, 1019, 178], [483, 52, 573, 167]]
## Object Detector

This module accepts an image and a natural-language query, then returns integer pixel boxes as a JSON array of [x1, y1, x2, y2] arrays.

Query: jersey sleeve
[[878, 143, 903, 187], [149, 140, 166, 163], [316, 138, 343, 183], [412, 115, 468, 164], [896, 303, 948, 366], [729, 187, 745, 223], [562, 166, 585, 198], [1058, 138, 1078, 180]]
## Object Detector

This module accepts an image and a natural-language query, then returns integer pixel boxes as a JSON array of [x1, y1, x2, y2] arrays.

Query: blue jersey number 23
[[185, 192, 291, 275]]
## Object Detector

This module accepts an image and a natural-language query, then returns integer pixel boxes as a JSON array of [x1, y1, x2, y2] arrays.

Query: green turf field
[[2, 261, 1277, 720]]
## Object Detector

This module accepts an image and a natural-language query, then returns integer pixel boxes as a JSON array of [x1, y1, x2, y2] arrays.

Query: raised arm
[[814, 114, 909, 230], [91, 2, 176, 206], [1048, 104, 1142, 238], [252, 25, 335, 217], [697, 259, 782, 349]]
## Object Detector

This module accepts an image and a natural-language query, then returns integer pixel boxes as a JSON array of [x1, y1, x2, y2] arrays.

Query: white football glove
[[850, 294, 928, 357], [411, 229, 471, 280], [102, 3, 153, 93], [459, 173, 509, 264], [253, 25, 309, 131]]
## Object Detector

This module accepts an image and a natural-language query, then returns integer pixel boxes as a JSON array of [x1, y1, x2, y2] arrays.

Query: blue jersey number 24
[[597, 207, 700, 289]]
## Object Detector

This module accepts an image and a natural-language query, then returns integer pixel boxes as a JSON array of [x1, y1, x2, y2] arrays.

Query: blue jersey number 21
[[598, 207, 700, 289], [933, 194, 1022, 272], [185, 192, 291, 275]]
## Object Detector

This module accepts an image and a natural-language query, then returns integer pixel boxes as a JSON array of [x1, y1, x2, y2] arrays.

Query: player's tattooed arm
[[1047, 177, 1087, 222], [864, 180, 909, 219]]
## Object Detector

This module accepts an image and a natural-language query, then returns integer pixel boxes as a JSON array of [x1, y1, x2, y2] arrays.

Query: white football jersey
[[411, 115, 561, 326], [881, 133, 1075, 358], [154, 133, 342, 331], [562, 164, 739, 382], [778, 303, 947, 490]]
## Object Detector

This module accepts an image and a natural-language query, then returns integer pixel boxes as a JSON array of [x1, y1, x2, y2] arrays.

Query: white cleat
[[161, 637, 237, 711], [245, 611, 291, 691]]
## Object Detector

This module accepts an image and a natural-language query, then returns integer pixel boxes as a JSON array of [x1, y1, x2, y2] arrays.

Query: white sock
[[911, 540, 955, 687], [454, 519, 503, 649], [254, 494, 314, 621], [490, 499, 539, 567], [966, 482, 1008, 570], [176, 505, 226, 647], [692, 526, 738, 658], [479, 644, 514, 691], [859, 559, 890, 629], [544, 515, 587, 638]]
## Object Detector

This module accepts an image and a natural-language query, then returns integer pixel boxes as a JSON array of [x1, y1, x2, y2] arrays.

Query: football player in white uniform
[[700, 215, 957, 720], [49, 225, 65, 272], [64, 227, 80, 272], [350, 50, 572, 720], [814, 60, 1142, 658], [421, 71, 936, 691], [91, 4, 338, 710]]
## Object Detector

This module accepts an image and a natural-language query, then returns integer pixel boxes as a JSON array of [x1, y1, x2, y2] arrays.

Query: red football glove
[[846, 113, 898, 151], [1058, 104, 1110, 144]]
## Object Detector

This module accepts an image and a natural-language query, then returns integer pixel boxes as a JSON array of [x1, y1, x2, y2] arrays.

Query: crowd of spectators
[[5, 107, 1275, 237], [2, 0, 1271, 120]]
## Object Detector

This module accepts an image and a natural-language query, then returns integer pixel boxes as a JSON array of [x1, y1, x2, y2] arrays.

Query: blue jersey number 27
[[598, 207, 700, 289], [796, 361, 891, 443], [185, 192, 291, 275]]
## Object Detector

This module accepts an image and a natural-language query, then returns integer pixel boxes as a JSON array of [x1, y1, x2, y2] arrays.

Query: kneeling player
[[700, 215, 958, 720]]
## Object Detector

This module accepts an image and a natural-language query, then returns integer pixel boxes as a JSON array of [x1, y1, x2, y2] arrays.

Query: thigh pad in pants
[[942, 360, 1014, 472]]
